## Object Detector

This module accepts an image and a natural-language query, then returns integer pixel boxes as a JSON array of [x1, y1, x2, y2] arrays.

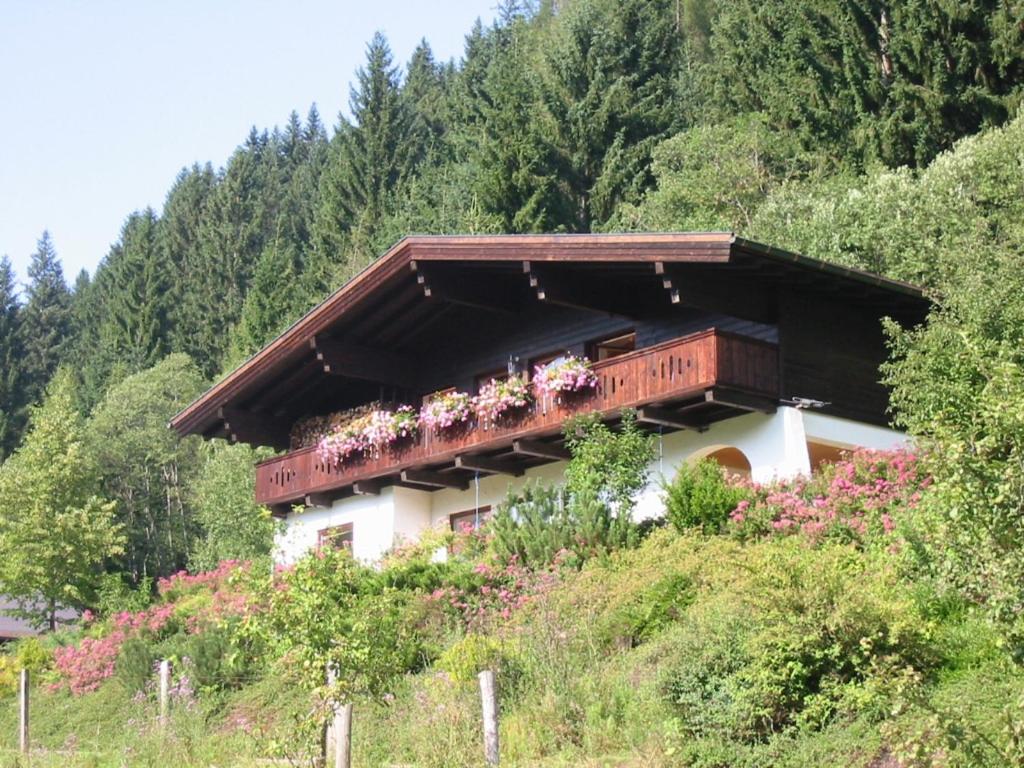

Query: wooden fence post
[[325, 665, 352, 768], [334, 702, 353, 768], [18, 669, 29, 755], [479, 669, 499, 765], [158, 659, 171, 728]]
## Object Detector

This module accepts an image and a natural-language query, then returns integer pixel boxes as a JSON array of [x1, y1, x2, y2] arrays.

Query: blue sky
[[0, 0, 497, 289]]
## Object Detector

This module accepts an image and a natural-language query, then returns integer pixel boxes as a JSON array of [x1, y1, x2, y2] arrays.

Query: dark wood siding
[[417, 304, 777, 394], [777, 289, 891, 425]]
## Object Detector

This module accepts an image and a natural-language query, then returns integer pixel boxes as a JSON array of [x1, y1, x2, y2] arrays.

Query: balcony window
[[317, 523, 353, 550], [449, 506, 492, 533], [588, 331, 636, 362]]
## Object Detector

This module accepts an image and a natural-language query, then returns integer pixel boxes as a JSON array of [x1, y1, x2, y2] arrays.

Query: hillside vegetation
[[0, 447, 1023, 767]]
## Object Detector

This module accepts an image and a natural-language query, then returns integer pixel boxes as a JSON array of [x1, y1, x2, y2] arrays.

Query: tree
[[314, 32, 411, 264], [456, 12, 569, 232], [539, 0, 683, 229], [0, 369, 122, 629], [85, 354, 206, 582], [0, 256, 22, 457], [98, 209, 171, 372], [702, 0, 1024, 169], [188, 442, 277, 572], [613, 113, 811, 232], [18, 231, 72, 408]]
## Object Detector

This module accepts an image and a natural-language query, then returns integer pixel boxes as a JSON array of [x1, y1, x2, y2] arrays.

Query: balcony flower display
[[420, 390, 473, 432], [291, 402, 380, 450], [363, 406, 418, 451], [317, 406, 418, 465], [532, 354, 598, 397], [474, 376, 532, 425]]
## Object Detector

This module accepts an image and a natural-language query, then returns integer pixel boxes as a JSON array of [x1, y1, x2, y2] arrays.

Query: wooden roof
[[169, 233, 928, 440]]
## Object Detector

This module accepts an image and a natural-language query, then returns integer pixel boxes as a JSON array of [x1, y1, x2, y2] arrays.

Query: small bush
[[663, 459, 750, 533], [436, 634, 520, 686], [116, 637, 155, 692]]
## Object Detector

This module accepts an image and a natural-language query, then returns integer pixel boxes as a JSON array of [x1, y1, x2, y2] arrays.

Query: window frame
[[317, 522, 354, 551], [449, 506, 492, 533], [586, 331, 637, 362]]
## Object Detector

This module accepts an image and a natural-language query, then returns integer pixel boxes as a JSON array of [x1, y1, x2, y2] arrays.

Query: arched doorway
[[689, 445, 752, 479]]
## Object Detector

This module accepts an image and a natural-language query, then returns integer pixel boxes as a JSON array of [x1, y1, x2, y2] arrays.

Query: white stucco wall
[[275, 407, 908, 565]]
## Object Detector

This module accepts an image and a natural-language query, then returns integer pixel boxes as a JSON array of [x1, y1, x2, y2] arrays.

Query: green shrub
[[95, 572, 153, 617], [436, 634, 520, 686], [658, 541, 939, 742], [663, 459, 750, 533], [116, 637, 156, 692]]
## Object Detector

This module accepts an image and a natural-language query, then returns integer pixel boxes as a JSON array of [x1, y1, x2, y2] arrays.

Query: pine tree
[[160, 164, 218, 371], [0, 256, 23, 457], [314, 32, 411, 264], [189, 135, 284, 374], [457, 13, 568, 232], [99, 209, 170, 371], [403, 40, 452, 170], [540, 0, 683, 229], [18, 231, 72, 409]]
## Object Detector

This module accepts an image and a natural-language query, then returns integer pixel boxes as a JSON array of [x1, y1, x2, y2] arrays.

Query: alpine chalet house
[[170, 234, 928, 564]]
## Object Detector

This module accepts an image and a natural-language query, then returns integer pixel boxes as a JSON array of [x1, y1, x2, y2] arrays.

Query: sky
[[0, 0, 497, 289]]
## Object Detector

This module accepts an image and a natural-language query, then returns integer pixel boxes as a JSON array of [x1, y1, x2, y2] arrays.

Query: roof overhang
[[169, 233, 928, 441]]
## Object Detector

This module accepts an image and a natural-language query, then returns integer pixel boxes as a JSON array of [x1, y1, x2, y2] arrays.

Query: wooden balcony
[[255, 329, 779, 511]]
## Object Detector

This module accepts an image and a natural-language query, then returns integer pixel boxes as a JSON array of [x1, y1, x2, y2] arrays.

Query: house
[[170, 233, 929, 564]]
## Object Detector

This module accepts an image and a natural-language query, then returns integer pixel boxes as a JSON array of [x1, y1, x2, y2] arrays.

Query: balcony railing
[[255, 328, 779, 508]]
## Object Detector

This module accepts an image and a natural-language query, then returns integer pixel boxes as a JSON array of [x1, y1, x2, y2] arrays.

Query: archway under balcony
[[687, 444, 753, 479]]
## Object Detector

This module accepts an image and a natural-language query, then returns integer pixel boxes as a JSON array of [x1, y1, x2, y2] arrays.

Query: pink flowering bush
[[532, 354, 598, 397], [473, 376, 532, 426], [727, 449, 928, 545], [426, 554, 564, 630], [52, 560, 260, 695], [420, 390, 473, 432]]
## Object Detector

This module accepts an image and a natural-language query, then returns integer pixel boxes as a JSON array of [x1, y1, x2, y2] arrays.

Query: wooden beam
[[353, 479, 382, 496], [411, 261, 522, 314], [304, 492, 336, 508], [249, 358, 323, 415], [705, 387, 777, 414], [637, 406, 707, 431], [512, 439, 570, 461], [455, 454, 525, 477], [400, 469, 469, 490], [523, 261, 643, 319], [310, 336, 419, 389], [218, 406, 291, 449]]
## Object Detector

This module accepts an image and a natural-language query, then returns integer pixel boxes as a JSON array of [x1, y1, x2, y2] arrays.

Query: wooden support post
[[159, 659, 170, 729], [455, 454, 524, 477], [512, 439, 570, 461], [479, 669, 499, 765], [18, 669, 28, 755], [334, 702, 353, 768], [400, 469, 469, 490]]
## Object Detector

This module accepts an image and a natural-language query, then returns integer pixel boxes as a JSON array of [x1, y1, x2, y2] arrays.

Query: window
[[588, 331, 636, 362], [475, 368, 509, 393], [449, 506, 492, 533], [528, 349, 566, 373], [317, 523, 353, 550]]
